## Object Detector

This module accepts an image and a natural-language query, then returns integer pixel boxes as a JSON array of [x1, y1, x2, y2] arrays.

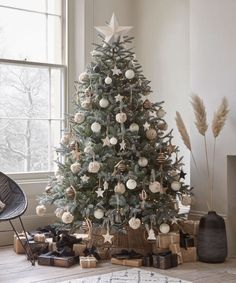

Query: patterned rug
[[62, 268, 192, 283]]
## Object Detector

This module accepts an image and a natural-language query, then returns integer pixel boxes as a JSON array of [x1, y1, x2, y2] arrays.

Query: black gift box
[[143, 254, 152, 267], [152, 252, 172, 269], [38, 251, 79, 267], [171, 253, 178, 267], [180, 230, 195, 249]]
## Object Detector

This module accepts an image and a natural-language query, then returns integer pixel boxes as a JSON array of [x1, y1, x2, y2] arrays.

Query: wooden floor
[[1, 246, 236, 283]]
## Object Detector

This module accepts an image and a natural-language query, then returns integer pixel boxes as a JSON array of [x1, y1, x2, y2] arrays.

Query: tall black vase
[[197, 211, 227, 263]]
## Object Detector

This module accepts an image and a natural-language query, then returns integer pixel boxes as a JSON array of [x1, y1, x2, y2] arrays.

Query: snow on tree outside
[[37, 14, 191, 238]]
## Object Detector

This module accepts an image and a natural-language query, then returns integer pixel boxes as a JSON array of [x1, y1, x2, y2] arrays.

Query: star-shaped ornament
[[115, 94, 124, 102], [179, 170, 187, 180], [111, 65, 122, 76], [102, 136, 111, 147], [81, 175, 90, 183], [95, 13, 133, 45], [95, 187, 105, 198], [143, 122, 150, 131], [102, 230, 114, 244], [120, 140, 126, 151], [167, 144, 176, 155], [171, 216, 179, 225]]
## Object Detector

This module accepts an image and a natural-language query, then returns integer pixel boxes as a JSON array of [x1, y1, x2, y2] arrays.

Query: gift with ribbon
[[152, 251, 172, 269], [179, 220, 199, 236], [83, 245, 101, 261], [181, 247, 197, 262], [111, 249, 143, 260], [80, 256, 97, 268], [38, 251, 80, 267], [180, 229, 195, 249], [156, 232, 180, 249], [169, 243, 183, 264], [111, 257, 143, 267]]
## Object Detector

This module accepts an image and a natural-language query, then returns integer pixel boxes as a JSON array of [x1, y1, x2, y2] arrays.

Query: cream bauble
[[60, 134, 70, 145], [171, 181, 181, 191], [138, 157, 148, 167], [79, 72, 89, 83], [149, 181, 161, 193], [36, 205, 46, 216], [114, 182, 126, 194], [45, 185, 52, 194], [110, 137, 118, 145], [129, 123, 139, 132], [81, 99, 91, 109], [128, 217, 141, 230], [170, 171, 180, 181], [105, 76, 112, 84], [74, 112, 85, 124], [126, 179, 137, 190], [88, 161, 100, 173], [91, 122, 101, 133], [94, 208, 104, 219], [181, 194, 192, 206], [157, 108, 166, 118], [84, 145, 94, 155], [62, 211, 74, 224], [70, 162, 81, 174], [99, 98, 109, 108], [159, 223, 170, 234], [125, 69, 135, 79], [116, 112, 127, 124], [146, 128, 157, 140], [55, 207, 64, 218]]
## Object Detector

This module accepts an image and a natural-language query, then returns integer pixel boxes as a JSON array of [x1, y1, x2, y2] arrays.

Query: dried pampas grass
[[212, 97, 229, 138], [191, 94, 208, 136], [175, 111, 191, 151]]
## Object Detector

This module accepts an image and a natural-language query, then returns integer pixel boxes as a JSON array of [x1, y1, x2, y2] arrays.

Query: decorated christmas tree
[[37, 14, 191, 241]]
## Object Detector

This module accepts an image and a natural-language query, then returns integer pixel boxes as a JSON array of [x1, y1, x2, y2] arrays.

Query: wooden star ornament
[[102, 230, 114, 244]]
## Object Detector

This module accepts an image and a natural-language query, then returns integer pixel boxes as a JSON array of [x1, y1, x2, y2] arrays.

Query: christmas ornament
[[115, 93, 124, 102], [66, 186, 76, 199], [81, 98, 91, 109], [69, 141, 76, 151], [147, 228, 156, 240], [78, 72, 89, 83], [119, 140, 126, 150], [179, 170, 187, 180], [159, 223, 170, 234], [103, 181, 109, 190], [81, 174, 90, 183], [62, 211, 74, 224], [110, 137, 118, 145], [74, 112, 85, 124], [170, 170, 180, 181], [99, 98, 109, 108], [149, 181, 161, 193], [166, 144, 176, 155], [171, 216, 179, 225], [90, 50, 103, 57], [116, 112, 127, 123], [70, 162, 81, 174], [156, 152, 166, 164], [84, 145, 94, 155], [45, 185, 52, 194], [143, 99, 152, 109], [125, 69, 135, 79], [111, 65, 122, 76], [93, 65, 100, 73], [146, 128, 157, 140], [143, 121, 150, 131], [55, 207, 64, 218], [105, 76, 112, 85], [157, 108, 166, 118], [36, 205, 46, 216], [114, 182, 126, 194], [117, 160, 127, 172], [102, 230, 114, 244], [129, 123, 139, 132], [95, 13, 133, 44], [126, 179, 137, 190], [102, 136, 110, 146], [91, 122, 101, 133], [171, 181, 181, 191], [138, 157, 148, 167], [88, 161, 101, 173], [128, 217, 141, 230], [94, 208, 104, 219], [139, 189, 147, 200], [158, 122, 168, 131], [60, 134, 70, 145], [95, 187, 105, 198], [181, 194, 192, 206]]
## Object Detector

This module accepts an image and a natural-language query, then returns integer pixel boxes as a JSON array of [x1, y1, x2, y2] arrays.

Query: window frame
[[0, 0, 68, 182]]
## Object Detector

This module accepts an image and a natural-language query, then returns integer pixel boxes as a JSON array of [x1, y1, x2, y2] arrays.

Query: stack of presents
[[13, 220, 199, 269]]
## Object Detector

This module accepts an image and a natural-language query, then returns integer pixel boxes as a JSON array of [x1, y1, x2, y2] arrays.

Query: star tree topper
[[95, 13, 133, 44]]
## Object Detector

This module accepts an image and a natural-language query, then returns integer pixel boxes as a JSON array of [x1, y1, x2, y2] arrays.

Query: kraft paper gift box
[[45, 238, 57, 252], [180, 247, 197, 262], [14, 233, 32, 254], [155, 232, 180, 249], [180, 220, 199, 236], [38, 252, 79, 267], [80, 256, 97, 268], [73, 243, 87, 256], [111, 258, 143, 267], [169, 243, 183, 264]]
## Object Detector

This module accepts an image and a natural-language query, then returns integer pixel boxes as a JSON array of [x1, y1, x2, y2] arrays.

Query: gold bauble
[[143, 99, 152, 109], [146, 128, 157, 140], [117, 162, 127, 172]]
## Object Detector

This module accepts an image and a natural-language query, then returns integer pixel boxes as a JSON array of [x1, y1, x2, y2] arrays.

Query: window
[[0, 0, 67, 174]]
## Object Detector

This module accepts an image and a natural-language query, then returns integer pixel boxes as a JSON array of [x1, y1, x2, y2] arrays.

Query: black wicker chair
[[0, 171, 35, 265]]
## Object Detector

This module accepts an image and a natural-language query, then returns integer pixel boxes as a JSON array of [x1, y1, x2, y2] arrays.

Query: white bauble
[[146, 128, 157, 140], [84, 145, 94, 155], [36, 205, 46, 216], [79, 72, 89, 83], [91, 122, 101, 133], [62, 212, 74, 224], [60, 134, 70, 145], [128, 217, 141, 230], [159, 223, 170, 234], [99, 98, 109, 108], [70, 162, 81, 174], [116, 112, 127, 124], [138, 157, 148, 167], [74, 112, 85, 124], [129, 123, 139, 132], [171, 181, 181, 191], [181, 194, 192, 206], [170, 171, 180, 181], [114, 182, 126, 194], [94, 208, 104, 219], [157, 108, 166, 118], [88, 161, 100, 173], [149, 181, 161, 193], [81, 99, 91, 109], [126, 179, 137, 190], [125, 69, 135, 79], [55, 207, 64, 218], [110, 137, 118, 145], [105, 76, 112, 84]]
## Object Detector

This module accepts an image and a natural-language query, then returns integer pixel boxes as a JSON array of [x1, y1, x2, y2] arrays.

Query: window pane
[[51, 68, 63, 119], [48, 15, 62, 64], [50, 120, 62, 171], [47, 0, 61, 15]]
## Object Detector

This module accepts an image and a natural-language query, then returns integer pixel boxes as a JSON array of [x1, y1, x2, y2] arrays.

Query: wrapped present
[[73, 243, 87, 256], [26, 240, 49, 259], [180, 220, 199, 236], [181, 247, 197, 262], [169, 243, 183, 264], [152, 252, 172, 269], [38, 251, 79, 267], [13, 233, 32, 254], [143, 254, 152, 267], [171, 253, 178, 267], [46, 238, 57, 252], [33, 233, 46, 243], [180, 230, 195, 249], [111, 249, 143, 260], [83, 245, 101, 261], [152, 245, 170, 254], [111, 257, 143, 267], [80, 256, 97, 268], [156, 232, 180, 249]]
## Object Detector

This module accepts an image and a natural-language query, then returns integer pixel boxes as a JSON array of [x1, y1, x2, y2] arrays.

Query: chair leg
[[9, 218, 35, 266]]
